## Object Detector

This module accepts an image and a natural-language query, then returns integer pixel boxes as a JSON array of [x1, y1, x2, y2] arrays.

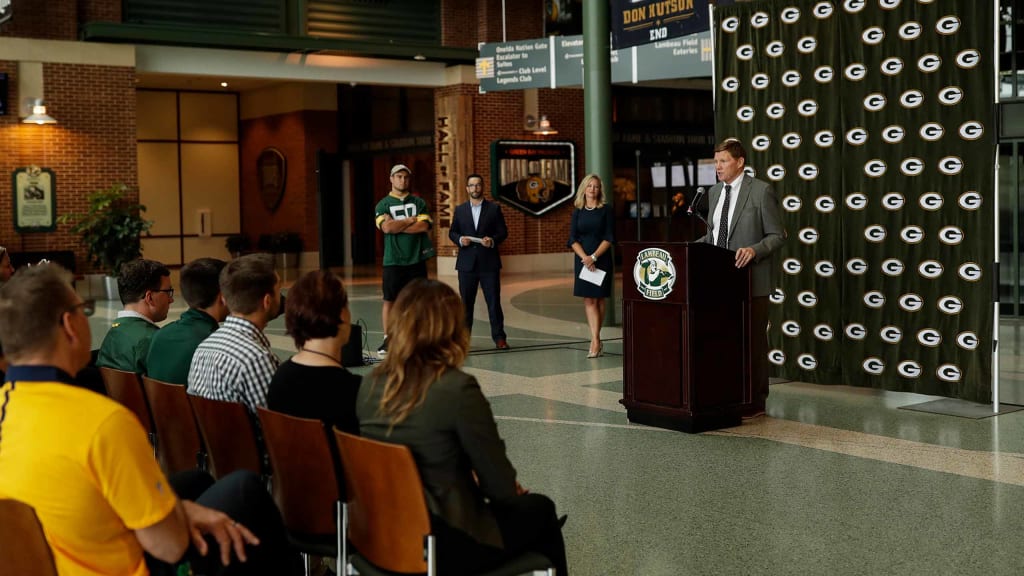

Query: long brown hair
[[371, 278, 469, 426]]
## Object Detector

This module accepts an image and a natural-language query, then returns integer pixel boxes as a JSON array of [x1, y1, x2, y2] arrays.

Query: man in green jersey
[[97, 259, 173, 374], [374, 163, 435, 356]]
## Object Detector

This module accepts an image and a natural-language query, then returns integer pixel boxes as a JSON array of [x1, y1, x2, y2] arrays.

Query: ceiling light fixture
[[23, 98, 56, 124], [533, 115, 558, 135]]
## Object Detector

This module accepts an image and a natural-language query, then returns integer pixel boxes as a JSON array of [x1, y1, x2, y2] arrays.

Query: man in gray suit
[[699, 138, 786, 418]]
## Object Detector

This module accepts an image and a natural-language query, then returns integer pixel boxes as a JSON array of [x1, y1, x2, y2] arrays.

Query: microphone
[[687, 186, 706, 216]]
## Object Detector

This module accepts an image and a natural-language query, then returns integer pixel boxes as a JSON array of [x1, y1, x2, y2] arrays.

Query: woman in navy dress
[[568, 174, 614, 358]]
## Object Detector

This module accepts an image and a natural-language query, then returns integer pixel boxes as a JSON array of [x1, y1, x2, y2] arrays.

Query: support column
[[583, 2, 616, 325]]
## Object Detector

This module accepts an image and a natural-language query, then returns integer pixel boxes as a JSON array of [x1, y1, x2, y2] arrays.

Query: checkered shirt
[[187, 316, 280, 413]]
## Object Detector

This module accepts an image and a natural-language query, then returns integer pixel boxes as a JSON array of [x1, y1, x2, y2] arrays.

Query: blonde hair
[[371, 279, 469, 427], [573, 173, 605, 209]]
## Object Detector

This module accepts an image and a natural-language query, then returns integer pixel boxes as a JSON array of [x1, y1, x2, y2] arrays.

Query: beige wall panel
[[183, 237, 232, 263], [137, 91, 178, 140], [138, 143, 182, 235], [142, 237, 182, 267], [180, 93, 238, 142], [180, 143, 240, 235], [240, 82, 337, 119]]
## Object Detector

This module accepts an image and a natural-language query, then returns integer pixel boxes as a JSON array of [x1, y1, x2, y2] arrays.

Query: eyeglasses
[[60, 300, 95, 323], [153, 288, 174, 299]]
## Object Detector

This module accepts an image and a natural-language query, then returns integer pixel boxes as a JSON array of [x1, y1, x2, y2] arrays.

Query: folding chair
[[257, 407, 343, 576], [0, 499, 58, 576], [189, 395, 263, 479], [333, 430, 554, 576], [98, 367, 156, 449], [142, 376, 205, 474]]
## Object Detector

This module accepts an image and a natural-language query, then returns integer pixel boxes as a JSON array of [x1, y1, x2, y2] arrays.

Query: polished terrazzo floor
[[87, 270, 1024, 576]]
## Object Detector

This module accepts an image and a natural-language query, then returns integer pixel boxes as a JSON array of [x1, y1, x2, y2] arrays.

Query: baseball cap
[[390, 164, 412, 177]]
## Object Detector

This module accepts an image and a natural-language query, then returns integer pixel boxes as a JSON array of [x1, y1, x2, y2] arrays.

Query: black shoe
[[377, 336, 389, 357]]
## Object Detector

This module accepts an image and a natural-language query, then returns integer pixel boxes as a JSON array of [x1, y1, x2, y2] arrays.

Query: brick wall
[[239, 110, 338, 252], [79, 0, 122, 24], [0, 0, 79, 40], [0, 61, 137, 273]]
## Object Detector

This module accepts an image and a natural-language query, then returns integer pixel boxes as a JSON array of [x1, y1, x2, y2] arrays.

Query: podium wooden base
[[624, 405, 741, 433]]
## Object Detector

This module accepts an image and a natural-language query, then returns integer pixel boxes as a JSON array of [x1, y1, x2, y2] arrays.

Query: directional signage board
[[478, 31, 711, 92], [477, 38, 553, 91]]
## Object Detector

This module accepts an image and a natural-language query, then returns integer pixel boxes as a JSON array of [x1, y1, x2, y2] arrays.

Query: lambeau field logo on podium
[[633, 248, 677, 300]]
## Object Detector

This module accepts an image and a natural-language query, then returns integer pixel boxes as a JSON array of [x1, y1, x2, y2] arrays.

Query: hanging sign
[[610, 0, 713, 50]]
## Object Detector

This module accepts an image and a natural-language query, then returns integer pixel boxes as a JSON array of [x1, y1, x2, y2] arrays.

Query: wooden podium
[[620, 241, 751, 433]]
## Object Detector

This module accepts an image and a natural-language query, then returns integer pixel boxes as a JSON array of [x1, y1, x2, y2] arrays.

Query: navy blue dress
[[568, 206, 615, 298]]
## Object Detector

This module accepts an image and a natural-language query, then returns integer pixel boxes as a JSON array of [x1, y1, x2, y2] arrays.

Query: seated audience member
[[267, 270, 361, 434], [147, 258, 229, 385], [357, 279, 569, 576], [0, 264, 299, 576], [188, 254, 281, 413], [0, 245, 14, 286], [97, 259, 173, 373]]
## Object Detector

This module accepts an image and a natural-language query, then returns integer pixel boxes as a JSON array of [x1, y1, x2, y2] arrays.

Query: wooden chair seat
[[142, 376, 205, 475], [189, 395, 262, 479], [0, 499, 58, 576], [333, 431, 554, 576]]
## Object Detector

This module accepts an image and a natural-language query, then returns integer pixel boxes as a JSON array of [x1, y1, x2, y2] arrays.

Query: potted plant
[[58, 184, 153, 301], [270, 231, 303, 269], [225, 234, 250, 258]]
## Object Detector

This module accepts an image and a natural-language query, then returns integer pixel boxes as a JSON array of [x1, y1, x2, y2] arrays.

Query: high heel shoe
[[587, 342, 603, 358]]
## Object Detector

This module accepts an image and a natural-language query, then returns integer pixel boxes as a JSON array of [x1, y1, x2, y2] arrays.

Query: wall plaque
[[258, 147, 286, 213], [12, 166, 56, 232], [490, 140, 576, 217]]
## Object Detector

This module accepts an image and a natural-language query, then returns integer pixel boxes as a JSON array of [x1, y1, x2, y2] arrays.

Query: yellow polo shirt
[[0, 367, 178, 576]]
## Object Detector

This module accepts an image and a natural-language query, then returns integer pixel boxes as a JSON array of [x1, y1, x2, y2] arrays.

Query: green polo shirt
[[96, 316, 159, 375], [145, 308, 219, 385]]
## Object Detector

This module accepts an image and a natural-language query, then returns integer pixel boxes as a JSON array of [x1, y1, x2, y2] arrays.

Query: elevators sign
[[490, 140, 575, 217], [12, 166, 56, 232], [258, 147, 287, 213]]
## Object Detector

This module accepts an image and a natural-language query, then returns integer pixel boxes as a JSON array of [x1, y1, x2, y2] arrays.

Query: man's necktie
[[716, 184, 732, 248]]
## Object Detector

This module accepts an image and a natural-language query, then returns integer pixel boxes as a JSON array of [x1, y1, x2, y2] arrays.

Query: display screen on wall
[[0, 73, 8, 116], [490, 140, 576, 217]]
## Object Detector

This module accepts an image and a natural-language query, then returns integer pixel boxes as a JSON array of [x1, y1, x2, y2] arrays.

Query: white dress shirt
[[711, 173, 744, 247]]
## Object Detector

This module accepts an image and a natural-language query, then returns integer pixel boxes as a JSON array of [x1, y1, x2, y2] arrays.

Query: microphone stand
[[687, 186, 710, 236]]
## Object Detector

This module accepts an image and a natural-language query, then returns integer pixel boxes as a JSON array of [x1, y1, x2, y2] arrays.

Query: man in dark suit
[[449, 174, 510, 349], [699, 138, 786, 418]]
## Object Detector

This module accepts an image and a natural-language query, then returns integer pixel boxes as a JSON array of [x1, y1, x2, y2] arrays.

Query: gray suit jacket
[[698, 174, 786, 297], [356, 368, 516, 548]]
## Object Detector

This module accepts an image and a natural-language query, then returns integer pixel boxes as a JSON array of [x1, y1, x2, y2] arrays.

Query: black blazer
[[449, 200, 508, 273]]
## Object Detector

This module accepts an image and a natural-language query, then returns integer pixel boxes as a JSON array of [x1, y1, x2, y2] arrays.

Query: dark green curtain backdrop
[[714, 0, 994, 402]]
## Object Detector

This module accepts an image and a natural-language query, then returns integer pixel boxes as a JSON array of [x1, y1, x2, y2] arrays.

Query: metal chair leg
[[426, 534, 436, 576]]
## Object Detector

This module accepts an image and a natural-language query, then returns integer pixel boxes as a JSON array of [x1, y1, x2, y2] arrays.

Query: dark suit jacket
[[356, 368, 517, 549], [449, 200, 508, 273], [698, 174, 786, 297]]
